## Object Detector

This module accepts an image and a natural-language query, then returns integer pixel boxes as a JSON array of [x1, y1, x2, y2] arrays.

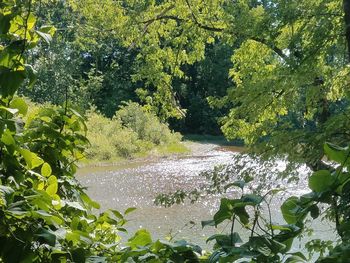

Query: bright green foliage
[[68, 0, 227, 120], [0, 2, 122, 260], [0, 2, 128, 256], [3, 1, 350, 262], [85, 103, 184, 161], [0, 2, 195, 262], [218, 0, 349, 170], [67, 0, 350, 169], [115, 102, 181, 145], [19, 0, 232, 133]]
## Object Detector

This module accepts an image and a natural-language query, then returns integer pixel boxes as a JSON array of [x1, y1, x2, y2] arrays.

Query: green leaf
[[271, 224, 294, 232], [27, 13, 36, 30], [10, 97, 28, 115], [0, 106, 18, 115], [201, 219, 215, 228], [46, 183, 58, 196], [309, 204, 320, 219], [38, 25, 56, 39], [7, 209, 30, 218], [213, 198, 255, 226], [81, 193, 100, 209], [48, 175, 58, 185], [20, 149, 32, 167], [213, 198, 235, 226], [0, 185, 14, 206], [127, 229, 152, 249], [224, 180, 245, 190], [66, 231, 81, 244], [0, 68, 26, 97], [300, 192, 318, 204], [1, 129, 15, 146], [35, 227, 56, 246], [41, 162, 52, 177], [65, 201, 86, 211], [24, 64, 37, 88], [324, 143, 348, 164], [241, 194, 263, 205], [249, 236, 272, 256], [206, 233, 242, 246], [90, 200, 100, 209], [0, 185, 14, 196], [20, 149, 44, 169], [32, 153, 44, 168], [281, 197, 302, 224], [234, 206, 249, 225], [285, 252, 307, 263], [124, 207, 136, 215], [111, 209, 123, 219], [35, 30, 53, 44], [0, 14, 11, 34], [308, 170, 335, 193]]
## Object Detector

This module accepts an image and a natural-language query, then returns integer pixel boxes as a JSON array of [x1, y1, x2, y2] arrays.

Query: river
[[77, 142, 336, 255]]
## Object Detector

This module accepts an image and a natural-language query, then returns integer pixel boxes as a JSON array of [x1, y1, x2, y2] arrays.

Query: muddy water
[[77, 142, 336, 252]]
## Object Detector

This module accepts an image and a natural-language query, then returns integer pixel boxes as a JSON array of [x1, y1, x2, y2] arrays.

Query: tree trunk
[[343, 0, 350, 61]]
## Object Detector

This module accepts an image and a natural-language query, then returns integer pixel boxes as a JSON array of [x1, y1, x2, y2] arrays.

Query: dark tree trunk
[[344, 0, 350, 61]]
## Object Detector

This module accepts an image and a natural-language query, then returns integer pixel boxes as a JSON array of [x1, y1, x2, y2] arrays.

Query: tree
[[20, 0, 139, 116], [72, 0, 350, 170], [169, 42, 233, 134], [3, 1, 350, 262], [1, 2, 204, 261]]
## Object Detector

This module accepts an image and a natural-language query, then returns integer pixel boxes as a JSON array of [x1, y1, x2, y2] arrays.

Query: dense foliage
[[0, 1, 201, 262], [58, 0, 350, 171], [20, 0, 350, 170], [0, 1, 125, 261], [85, 102, 184, 161], [17, 0, 233, 134], [2, 0, 350, 262]]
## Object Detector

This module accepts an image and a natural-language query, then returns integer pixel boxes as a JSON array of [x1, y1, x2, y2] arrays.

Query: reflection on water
[[77, 144, 336, 252]]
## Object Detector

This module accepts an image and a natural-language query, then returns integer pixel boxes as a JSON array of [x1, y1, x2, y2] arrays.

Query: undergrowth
[[84, 102, 187, 162]]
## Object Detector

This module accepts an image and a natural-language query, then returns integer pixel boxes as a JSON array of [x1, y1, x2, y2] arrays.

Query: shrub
[[115, 102, 182, 145], [85, 104, 183, 161], [111, 128, 140, 158]]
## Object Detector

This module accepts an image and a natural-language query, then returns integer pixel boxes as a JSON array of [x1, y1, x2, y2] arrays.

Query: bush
[[111, 128, 140, 158], [115, 102, 182, 145], [85, 103, 183, 161]]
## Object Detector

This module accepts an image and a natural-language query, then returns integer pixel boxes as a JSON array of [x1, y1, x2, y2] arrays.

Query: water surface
[[77, 143, 336, 253]]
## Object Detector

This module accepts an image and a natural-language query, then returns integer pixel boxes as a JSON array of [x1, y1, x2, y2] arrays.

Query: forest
[[0, 0, 350, 262]]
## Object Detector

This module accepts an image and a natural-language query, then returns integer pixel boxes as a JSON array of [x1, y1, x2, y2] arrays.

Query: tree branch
[[184, 0, 224, 32], [141, 15, 184, 24], [250, 37, 288, 61], [128, 4, 176, 50], [136, 2, 288, 63]]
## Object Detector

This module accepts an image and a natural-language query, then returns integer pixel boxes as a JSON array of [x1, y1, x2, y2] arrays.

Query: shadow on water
[[77, 142, 336, 254]]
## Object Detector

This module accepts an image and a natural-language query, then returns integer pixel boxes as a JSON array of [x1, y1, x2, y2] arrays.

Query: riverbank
[[79, 138, 245, 169], [79, 141, 189, 168]]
